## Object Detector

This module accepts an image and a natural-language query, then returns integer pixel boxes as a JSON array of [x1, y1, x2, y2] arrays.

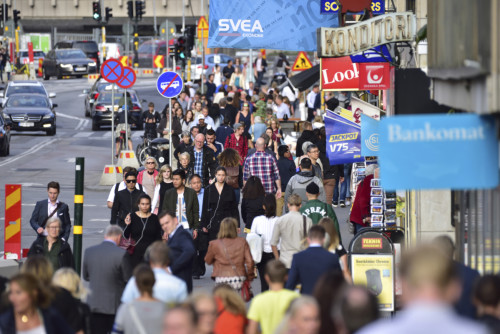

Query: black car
[[83, 79, 115, 117], [0, 113, 11, 156], [42, 49, 97, 80], [55, 40, 100, 70], [91, 89, 144, 131], [3, 94, 57, 136]]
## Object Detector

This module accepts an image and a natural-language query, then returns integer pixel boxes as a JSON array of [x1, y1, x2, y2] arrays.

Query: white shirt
[[256, 58, 263, 72], [276, 103, 291, 119], [307, 91, 317, 109], [107, 181, 142, 203], [195, 114, 215, 129], [282, 86, 298, 102], [250, 215, 278, 253], [47, 198, 59, 216]]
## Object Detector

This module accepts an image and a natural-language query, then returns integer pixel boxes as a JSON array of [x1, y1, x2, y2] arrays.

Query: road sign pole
[[111, 84, 115, 164], [201, 28, 205, 94], [73, 157, 84, 275], [169, 98, 172, 165], [124, 89, 129, 149], [165, 21, 170, 70]]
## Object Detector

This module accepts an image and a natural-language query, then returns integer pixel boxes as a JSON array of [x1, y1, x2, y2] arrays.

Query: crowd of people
[[0, 58, 498, 334]]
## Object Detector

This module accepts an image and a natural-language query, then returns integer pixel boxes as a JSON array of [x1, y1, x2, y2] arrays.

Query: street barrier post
[[73, 157, 84, 274]]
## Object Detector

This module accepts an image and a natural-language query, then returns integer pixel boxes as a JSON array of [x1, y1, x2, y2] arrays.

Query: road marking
[[56, 112, 89, 130], [21, 203, 36, 206], [74, 132, 93, 138], [89, 218, 109, 222], [0, 139, 57, 167]]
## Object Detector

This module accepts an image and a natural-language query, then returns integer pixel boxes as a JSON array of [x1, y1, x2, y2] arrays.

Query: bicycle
[[115, 129, 127, 159]]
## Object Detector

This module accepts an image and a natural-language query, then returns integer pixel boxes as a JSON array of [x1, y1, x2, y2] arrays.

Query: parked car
[[135, 39, 175, 68], [0, 81, 56, 107], [83, 79, 117, 117], [17, 50, 45, 72], [42, 49, 97, 80], [2, 94, 57, 136], [55, 40, 100, 69], [204, 53, 234, 75], [91, 88, 144, 131], [0, 112, 11, 156]]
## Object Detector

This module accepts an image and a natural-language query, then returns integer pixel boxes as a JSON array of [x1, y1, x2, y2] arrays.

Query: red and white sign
[[320, 57, 359, 91], [359, 63, 391, 90]]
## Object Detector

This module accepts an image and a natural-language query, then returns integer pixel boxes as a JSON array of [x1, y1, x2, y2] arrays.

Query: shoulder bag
[[219, 239, 254, 302], [40, 202, 63, 229], [129, 304, 147, 334]]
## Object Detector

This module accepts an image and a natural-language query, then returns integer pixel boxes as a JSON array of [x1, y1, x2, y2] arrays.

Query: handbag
[[220, 240, 254, 302], [300, 215, 308, 250], [246, 232, 263, 264], [119, 236, 136, 255]]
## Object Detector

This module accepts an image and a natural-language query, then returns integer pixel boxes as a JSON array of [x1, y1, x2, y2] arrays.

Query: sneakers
[[340, 201, 346, 208], [345, 199, 352, 206], [332, 202, 338, 207]]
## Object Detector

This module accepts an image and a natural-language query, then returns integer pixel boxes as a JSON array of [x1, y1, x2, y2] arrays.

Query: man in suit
[[162, 169, 200, 234], [83, 225, 131, 334], [286, 225, 341, 294], [30, 181, 71, 241], [159, 210, 196, 293]]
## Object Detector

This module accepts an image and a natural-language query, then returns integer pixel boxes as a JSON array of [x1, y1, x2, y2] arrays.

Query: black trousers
[[307, 108, 316, 122], [91, 312, 115, 334], [256, 252, 276, 293]]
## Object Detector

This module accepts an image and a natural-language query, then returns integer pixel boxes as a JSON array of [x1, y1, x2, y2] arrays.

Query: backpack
[[225, 166, 240, 189]]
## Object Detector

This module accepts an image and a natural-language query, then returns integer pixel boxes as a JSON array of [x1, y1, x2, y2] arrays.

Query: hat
[[234, 123, 243, 130], [198, 115, 205, 120], [306, 182, 320, 195]]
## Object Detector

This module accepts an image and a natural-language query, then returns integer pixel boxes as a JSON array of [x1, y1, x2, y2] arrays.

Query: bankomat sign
[[318, 12, 416, 57]]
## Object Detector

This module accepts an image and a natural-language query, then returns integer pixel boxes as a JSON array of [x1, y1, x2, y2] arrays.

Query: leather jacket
[[205, 237, 255, 281]]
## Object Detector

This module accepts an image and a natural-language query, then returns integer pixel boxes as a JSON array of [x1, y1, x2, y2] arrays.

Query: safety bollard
[[73, 157, 84, 274]]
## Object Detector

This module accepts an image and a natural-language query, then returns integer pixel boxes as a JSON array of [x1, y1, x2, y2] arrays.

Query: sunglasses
[[126, 179, 137, 183], [146, 161, 155, 164]]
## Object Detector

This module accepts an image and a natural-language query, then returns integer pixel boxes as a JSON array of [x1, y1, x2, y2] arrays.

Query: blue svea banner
[[379, 114, 499, 190], [208, 0, 339, 51], [325, 110, 364, 165]]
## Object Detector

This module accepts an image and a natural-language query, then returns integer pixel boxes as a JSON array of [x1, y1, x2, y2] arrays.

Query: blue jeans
[[340, 164, 352, 199], [234, 189, 241, 205]]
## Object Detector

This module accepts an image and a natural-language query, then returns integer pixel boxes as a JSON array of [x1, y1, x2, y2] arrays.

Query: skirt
[[215, 276, 247, 291]]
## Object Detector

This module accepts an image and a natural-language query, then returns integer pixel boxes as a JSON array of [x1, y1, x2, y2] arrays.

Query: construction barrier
[[99, 165, 123, 186], [4, 185, 21, 260], [116, 150, 139, 169]]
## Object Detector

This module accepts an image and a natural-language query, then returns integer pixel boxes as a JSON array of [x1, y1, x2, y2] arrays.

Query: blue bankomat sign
[[379, 114, 499, 190]]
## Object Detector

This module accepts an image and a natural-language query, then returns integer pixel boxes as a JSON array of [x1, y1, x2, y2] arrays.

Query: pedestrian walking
[[213, 284, 248, 334], [241, 176, 265, 232], [318, 217, 351, 283], [188, 174, 208, 279], [82, 226, 131, 334], [111, 171, 145, 229], [106, 166, 142, 209], [188, 133, 218, 187], [142, 102, 161, 140], [284, 158, 325, 212], [137, 157, 159, 198], [151, 164, 174, 213], [217, 148, 243, 204], [276, 296, 320, 334], [121, 240, 188, 303], [201, 167, 240, 241], [29, 181, 71, 241], [277, 145, 296, 216], [186, 292, 218, 334], [224, 123, 248, 165], [178, 152, 194, 180]]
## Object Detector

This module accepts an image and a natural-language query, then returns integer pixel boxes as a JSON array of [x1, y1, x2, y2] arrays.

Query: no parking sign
[[156, 71, 183, 98]]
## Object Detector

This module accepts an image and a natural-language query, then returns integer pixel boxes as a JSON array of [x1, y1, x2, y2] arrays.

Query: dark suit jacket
[[455, 261, 480, 319], [30, 199, 71, 241], [187, 146, 218, 187], [0, 306, 74, 334], [168, 226, 196, 292], [82, 241, 131, 315], [162, 187, 200, 230], [286, 246, 341, 295]]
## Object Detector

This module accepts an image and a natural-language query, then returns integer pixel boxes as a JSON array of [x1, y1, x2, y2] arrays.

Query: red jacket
[[213, 298, 247, 334], [350, 174, 373, 227]]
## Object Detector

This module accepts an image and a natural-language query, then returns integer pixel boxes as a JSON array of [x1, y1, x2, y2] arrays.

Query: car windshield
[[34, 51, 45, 57], [74, 42, 98, 53], [138, 43, 160, 54], [6, 85, 46, 96], [56, 49, 87, 59], [7, 95, 49, 108], [98, 92, 138, 104]]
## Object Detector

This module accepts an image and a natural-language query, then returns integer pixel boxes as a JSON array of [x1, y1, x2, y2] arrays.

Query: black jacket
[[277, 157, 297, 190], [0, 306, 74, 334], [296, 130, 318, 157], [201, 183, 239, 237], [174, 141, 193, 161], [168, 226, 196, 292], [28, 236, 74, 270], [187, 146, 218, 187], [241, 197, 265, 230], [157, 116, 182, 149], [221, 105, 238, 126], [111, 188, 145, 228], [318, 141, 344, 180]]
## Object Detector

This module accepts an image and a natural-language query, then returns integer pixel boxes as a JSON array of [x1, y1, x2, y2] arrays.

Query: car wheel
[[92, 120, 100, 131], [43, 67, 49, 81], [0, 143, 6, 156]]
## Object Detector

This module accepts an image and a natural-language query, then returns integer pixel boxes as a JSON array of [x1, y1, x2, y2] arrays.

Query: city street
[[0, 76, 354, 291]]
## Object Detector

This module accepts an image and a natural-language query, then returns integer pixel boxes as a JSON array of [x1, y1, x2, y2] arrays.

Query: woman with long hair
[[235, 102, 252, 136], [123, 194, 162, 269], [205, 218, 255, 291], [250, 194, 279, 292], [201, 167, 240, 241], [312, 271, 346, 334], [112, 265, 165, 334], [265, 127, 279, 157], [318, 217, 351, 283], [0, 273, 74, 334], [151, 164, 174, 213], [241, 176, 265, 232], [213, 284, 248, 334], [181, 109, 195, 133], [269, 118, 283, 144], [217, 148, 243, 204]]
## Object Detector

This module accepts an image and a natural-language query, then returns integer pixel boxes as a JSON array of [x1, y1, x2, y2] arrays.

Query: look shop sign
[[317, 12, 416, 57]]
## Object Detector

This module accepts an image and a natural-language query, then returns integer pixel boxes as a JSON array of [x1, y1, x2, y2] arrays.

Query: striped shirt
[[243, 151, 280, 194]]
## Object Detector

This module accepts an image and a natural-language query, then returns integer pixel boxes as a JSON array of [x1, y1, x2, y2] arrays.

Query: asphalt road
[[0, 76, 354, 292]]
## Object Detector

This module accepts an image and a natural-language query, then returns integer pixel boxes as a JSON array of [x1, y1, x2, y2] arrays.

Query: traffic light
[[185, 26, 195, 55], [135, 1, 145, 21], [92, 1, 101, 21], [105, 7, 112, 22], [127, 0, 134, 19], [175, 36, 186, 61], [13, 9, 20, 29]]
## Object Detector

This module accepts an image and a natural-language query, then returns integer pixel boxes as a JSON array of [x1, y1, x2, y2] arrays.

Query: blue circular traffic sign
[[156, 71, 184, 98], [116, 66, 136, 89], [100, 59, 123, 83]]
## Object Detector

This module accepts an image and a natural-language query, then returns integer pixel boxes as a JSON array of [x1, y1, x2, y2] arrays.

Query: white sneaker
[[345, 200, 351, 206]]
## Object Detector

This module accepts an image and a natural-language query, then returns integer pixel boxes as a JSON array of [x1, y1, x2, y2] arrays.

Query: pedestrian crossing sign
[[292, 52, 313, 71]]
